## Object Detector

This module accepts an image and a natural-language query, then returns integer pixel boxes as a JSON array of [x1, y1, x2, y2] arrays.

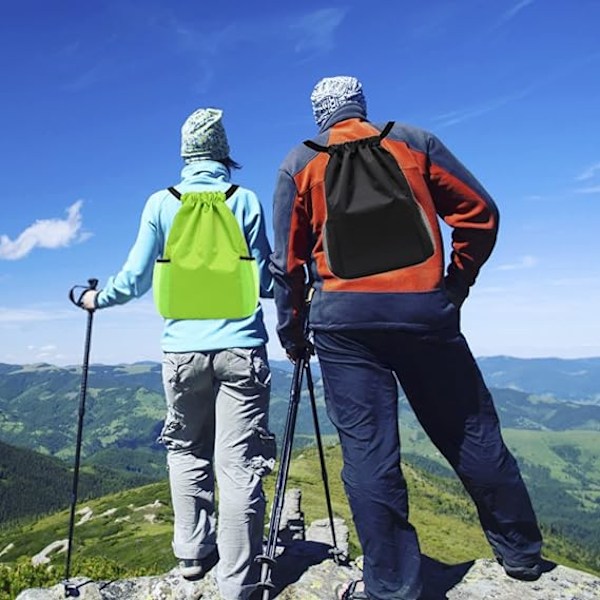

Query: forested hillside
[[0, 440, 152, 526]]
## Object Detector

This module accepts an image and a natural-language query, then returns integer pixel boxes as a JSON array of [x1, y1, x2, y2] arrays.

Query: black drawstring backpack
[[304, 122, 434, 279]]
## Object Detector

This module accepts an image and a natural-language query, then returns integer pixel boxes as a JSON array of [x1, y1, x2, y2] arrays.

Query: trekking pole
[[64, 278, 98, 597], [303, 359, 345, 564], [297, 288, 343, 563], [257, 352, 345, 598], [257, 355, 305, 599]]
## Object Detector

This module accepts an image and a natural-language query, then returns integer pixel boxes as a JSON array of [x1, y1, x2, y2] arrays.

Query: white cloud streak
[[291, 8, 347, 55], [27, 344, 66, 362], [498, 0, 535, 26], [0, 308, 74, 324], [167, 8, 346, 88], [172, 8, 347, 57], [575, 185, 600, 195], [433, 88, 530, 127], [0, 201, 91, 260], [496, 255, 539, 271], [576, 162, 600, 181]]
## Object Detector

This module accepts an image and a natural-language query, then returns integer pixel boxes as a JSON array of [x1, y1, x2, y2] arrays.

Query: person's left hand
[[81, 290, 98, 311], [286, 340, 315, 363]]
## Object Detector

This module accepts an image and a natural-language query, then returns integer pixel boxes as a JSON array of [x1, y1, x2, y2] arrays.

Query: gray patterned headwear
[[180, 108, 230, 163], [310, 76, 367, 127]]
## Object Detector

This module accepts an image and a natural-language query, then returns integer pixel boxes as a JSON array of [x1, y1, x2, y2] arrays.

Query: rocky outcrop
[[14, 557, 600, 599], [14, 490, 600, 600]]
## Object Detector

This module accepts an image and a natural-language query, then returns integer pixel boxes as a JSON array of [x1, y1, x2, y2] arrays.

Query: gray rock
[[306, 518, 349, 558], [438, 558, 600, 599], [15, 555, 600, 600]]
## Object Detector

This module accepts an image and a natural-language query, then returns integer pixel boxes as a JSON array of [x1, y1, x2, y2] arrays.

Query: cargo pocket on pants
[[248, 420, 276, 478], [158, 352, 197, 450], [250, 346, 271, 389]]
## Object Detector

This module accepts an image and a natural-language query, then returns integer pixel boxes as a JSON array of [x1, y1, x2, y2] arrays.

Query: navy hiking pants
[[314, 329, 542, 600]]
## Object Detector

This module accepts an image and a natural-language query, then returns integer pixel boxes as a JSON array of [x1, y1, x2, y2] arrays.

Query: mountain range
[[0, 356, 598, 579], [0, 357, 598, 465]]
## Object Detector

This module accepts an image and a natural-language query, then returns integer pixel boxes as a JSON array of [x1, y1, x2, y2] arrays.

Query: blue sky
[[1, 0, 599, 366]]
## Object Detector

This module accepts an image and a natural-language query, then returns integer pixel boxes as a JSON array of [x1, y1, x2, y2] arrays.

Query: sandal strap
[[341, 580, 368, 599]]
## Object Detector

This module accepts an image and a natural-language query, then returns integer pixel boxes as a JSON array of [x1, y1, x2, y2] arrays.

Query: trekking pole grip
[[69, 278, 99, 308]]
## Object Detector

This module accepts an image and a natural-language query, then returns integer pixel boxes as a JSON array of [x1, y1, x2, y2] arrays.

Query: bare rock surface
[[14, 554, 600, 599]]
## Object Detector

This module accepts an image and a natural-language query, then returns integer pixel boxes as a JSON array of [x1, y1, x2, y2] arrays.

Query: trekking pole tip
[[63, 582, 81, 597], [330, 546, 348, 565]]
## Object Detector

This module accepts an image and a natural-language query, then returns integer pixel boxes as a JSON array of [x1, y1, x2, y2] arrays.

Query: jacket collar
[[180, 160, 230, 183], [318, 103, 367, 133]]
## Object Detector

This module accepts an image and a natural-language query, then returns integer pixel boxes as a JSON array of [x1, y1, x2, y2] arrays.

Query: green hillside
[[0, 440, 154, 527], [401, 426, 600, 572], [0, 360, 599, 595], [0, 446, 597, 600]]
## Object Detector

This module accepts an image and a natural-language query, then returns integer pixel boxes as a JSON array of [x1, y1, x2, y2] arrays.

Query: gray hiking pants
[[159, 346, 275, 600]]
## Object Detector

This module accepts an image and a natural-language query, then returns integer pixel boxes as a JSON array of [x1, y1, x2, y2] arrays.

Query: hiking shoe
[[179, 558, 203, 580], [495, 554, 542, 581], [178, 549, 219, 581]]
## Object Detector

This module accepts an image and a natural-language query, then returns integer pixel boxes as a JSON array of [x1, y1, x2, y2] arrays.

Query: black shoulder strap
[[167, 186, 181, 199], [378, 121, 395, 141], [304, 122, 395, 152], [167, 185, 239, 200], [224, 184, 239, 198], [303, 139, 329, 153]]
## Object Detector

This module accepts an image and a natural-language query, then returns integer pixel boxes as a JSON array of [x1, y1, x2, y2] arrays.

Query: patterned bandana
[[180, 108, 230, 163], [310, 76, 367, 127]]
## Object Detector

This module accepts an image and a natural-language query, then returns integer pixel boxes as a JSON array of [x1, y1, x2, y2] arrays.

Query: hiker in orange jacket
[[270, 76, 543, 600]]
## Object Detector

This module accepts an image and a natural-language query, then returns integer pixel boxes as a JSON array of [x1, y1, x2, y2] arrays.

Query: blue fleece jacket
[[96, 161, 273, 352]]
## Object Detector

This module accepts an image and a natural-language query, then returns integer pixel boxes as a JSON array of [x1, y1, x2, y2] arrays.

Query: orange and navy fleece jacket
[[270, 108, 499, 352]]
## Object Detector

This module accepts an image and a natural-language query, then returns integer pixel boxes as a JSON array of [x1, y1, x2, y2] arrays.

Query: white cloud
[[291, 8, 347, 55], [0, 307, 74, 324], [574, 185, 600, 195], [496, 255, 539, 271], [0, 201, 91, 260], [550, 276, 600, 287], [62, 63, 106, 92], [170, 8, 347, 62], [25, 344, 65, 362], [498, 0, 535, 26], [576, 162, 600, 181], [155, 8, 347, 93], [27, 344, 57, 352], [433, 88, 530, 127]]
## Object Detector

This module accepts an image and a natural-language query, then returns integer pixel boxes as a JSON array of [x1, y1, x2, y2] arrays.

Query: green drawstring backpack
[[152, 185, 259, 320]]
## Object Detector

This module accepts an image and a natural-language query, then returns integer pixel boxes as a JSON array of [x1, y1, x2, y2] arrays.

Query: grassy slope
[[1, 446, 596, 580], [503, 430, 600, 485], [402, 427, 600, 506]]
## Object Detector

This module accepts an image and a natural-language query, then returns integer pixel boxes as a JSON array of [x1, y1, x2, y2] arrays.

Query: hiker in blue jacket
[[270, 76, 543, 600], [81, 108, 275, 600]]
